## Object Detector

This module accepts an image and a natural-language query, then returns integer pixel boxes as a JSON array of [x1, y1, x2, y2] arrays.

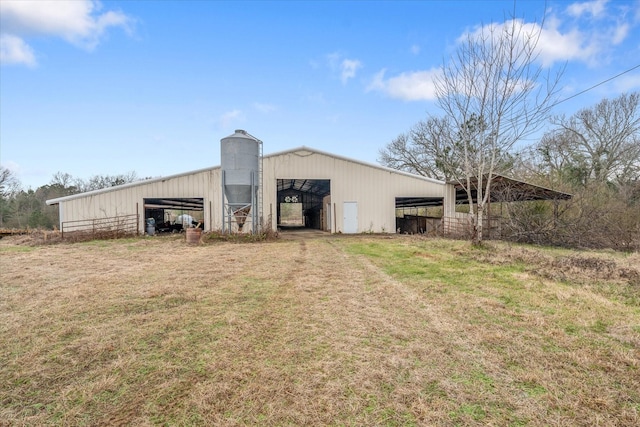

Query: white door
[[343, 201, 358, 234]]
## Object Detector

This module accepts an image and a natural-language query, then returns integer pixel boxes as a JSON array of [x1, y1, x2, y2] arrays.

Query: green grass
[[1, 236, 638, 426], [341, 237, 639, 425], [0, 245, 36, 253]]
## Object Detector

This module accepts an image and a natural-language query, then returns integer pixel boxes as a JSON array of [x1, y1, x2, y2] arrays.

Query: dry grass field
[[1, 233, 639, 426]]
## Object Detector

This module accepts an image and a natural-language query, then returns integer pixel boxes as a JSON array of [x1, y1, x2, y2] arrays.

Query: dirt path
[[208, 237, 476, 425]]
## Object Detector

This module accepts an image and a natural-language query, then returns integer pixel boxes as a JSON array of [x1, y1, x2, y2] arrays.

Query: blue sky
[[1, 0, 639, 189]]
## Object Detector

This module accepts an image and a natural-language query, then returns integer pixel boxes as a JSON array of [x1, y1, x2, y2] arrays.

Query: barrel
[[186, 228, 202, 244]]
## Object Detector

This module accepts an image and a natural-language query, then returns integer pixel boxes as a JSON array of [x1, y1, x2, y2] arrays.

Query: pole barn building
[[46, 130, 569, 237], [46, 130, 452, 235]]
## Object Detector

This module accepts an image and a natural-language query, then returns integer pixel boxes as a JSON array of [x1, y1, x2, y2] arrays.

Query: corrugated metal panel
[[60, 169, 222, 232], [55, 147, 453, 234], [262, 150, 445, 233]]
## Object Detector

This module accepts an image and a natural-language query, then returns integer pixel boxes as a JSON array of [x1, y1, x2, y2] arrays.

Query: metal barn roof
[[448, 174, 572, 204], [276, 179, 331, 198]]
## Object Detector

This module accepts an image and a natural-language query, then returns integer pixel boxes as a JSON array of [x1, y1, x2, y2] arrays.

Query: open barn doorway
[[395, 197, 444, 235], [276, 179, 331, 232], [143, 198, 204, 234]]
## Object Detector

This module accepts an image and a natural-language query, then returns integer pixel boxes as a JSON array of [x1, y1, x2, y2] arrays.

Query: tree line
[[0, 170, 139, 230], [377, 15, 638, 250], [380, 92, 640, 251], [2, 16, 638, 250]]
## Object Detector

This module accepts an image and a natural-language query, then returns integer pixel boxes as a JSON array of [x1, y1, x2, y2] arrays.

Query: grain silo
[[221, 129, 262, 233]]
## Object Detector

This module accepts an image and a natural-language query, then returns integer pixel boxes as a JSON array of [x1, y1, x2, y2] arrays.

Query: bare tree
[[0, 166, 20, 198], [78, 171, 139, 192], [49, 172, 76, 189], [0, 166, 21, 227], [544, 92, 640, 185], [434, 17, 563, 244], [378, 116, 460, 181]]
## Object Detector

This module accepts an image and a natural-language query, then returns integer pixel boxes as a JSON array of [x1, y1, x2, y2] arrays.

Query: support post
[[251, 170, 256, 234], [221, 170, 227, 234], [333, 203, 337, 233]]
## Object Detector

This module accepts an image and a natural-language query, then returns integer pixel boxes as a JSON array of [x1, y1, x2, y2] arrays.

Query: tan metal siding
[[263, 151, 444, 233], [56, 149, 451, 235], [60, 169, 222, 232]]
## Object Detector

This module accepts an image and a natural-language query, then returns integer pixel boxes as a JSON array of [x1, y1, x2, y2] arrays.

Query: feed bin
[[221, 130, 261, 233]]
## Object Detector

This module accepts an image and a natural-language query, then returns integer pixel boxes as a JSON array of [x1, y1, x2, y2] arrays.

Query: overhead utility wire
[[550, 64, 640, 108]]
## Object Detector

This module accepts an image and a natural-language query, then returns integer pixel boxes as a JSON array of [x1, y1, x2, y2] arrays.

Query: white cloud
[[531, 18, 597, 66], [371, 0, 635, 101], [554, 0, 635, 63], [367, 68, 439, 101], [340, 59, 362, 84], [461, 18, 604, 68], [612, 23, 629, 45], [566, 0, 609, 18], [0, 34, 36, 67], [326, 52, 362, 84], [0, 0, 132, 66]]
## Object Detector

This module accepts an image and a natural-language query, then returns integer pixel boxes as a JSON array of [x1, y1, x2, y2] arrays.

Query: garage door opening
[[144, 198, 204, 233], [277, 179, 330, 231]]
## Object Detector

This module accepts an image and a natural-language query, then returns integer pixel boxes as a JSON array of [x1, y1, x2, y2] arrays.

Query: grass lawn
[[1, 234, 638, 426]]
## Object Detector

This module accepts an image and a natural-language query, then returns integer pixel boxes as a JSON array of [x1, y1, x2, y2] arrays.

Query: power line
[[551, 64, 640, 108]]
